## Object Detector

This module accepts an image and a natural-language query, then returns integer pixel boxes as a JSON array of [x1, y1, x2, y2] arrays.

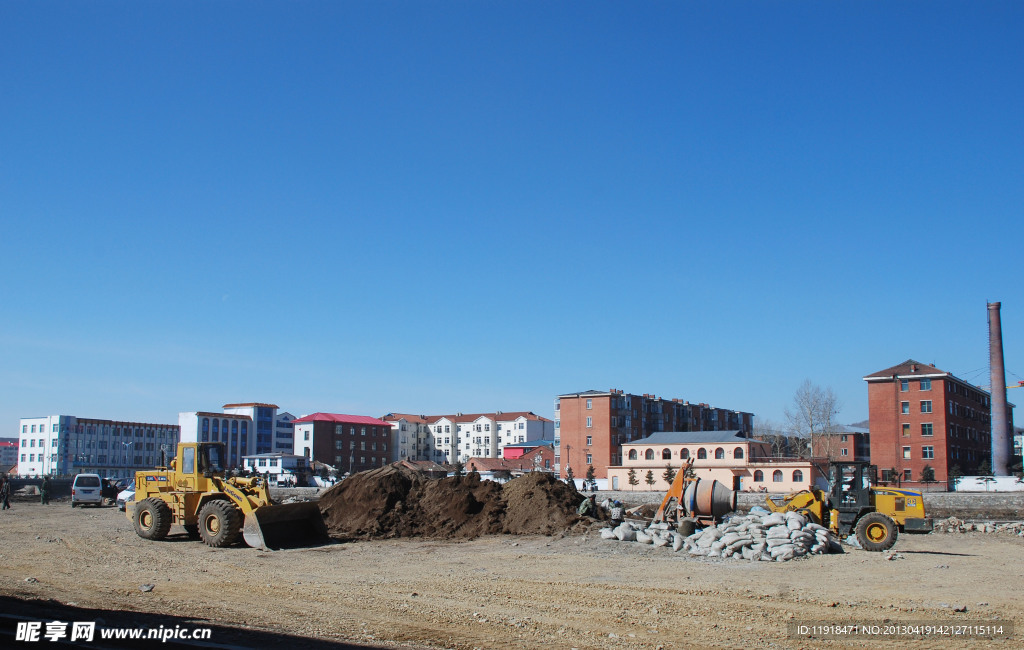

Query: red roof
[[293, 413, 392, 427]]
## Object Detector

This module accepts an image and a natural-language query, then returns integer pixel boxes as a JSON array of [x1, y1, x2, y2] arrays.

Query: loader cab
[[829, 462, 871, 511]]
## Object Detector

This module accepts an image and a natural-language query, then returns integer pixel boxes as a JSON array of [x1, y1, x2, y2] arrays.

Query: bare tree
[[753, 418, 789, 457], [784, 380, 843, 462]]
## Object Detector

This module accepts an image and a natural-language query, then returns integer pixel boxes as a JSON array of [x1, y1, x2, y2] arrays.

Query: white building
[[242, 453, 308, 486], [178, 411, 254, 470], [383, 414, 432, 462], [385, 411, 554, 464], [179, 402, 296, 469], [17, 415, 180, 478]]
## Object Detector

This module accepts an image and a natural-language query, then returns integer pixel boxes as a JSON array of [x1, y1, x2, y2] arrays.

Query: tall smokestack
[[988, 301, 1010, 476]]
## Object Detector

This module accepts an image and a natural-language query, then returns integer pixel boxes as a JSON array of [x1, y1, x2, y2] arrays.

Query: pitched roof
[[624, 430, 750, 446], [292, 413, 391, 427], [420, 411, 550, 425], [381, 413, 430, 424], [863, 360, 947, 380], [223, 403, 279, 409]]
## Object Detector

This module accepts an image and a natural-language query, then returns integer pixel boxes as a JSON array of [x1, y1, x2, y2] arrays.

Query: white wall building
[[179, 402, 296, 468], [387, 411, 553, 465], [17, 415, 179, 478], [242, 453, 308, 486]]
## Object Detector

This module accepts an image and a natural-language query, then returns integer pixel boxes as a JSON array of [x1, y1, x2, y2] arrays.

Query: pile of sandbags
[[599, 509, 842, 562]]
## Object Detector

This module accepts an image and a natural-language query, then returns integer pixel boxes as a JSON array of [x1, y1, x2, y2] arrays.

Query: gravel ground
[[0, 495, 1021, 649]]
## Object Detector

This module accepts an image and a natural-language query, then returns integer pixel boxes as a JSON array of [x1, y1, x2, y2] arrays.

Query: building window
[[920, 401, 932, 414], [901, 402, 910, 414], [923, 446, 934, 459], [644, 449, 654, 460], [753, 470, 763, 481], [361, 427, 366, 436], [920, 378, 931, 391], [662, 448, 671, 460], [793, 470, 803, 482], [586, 454, 592, 464], [681, 448, 689, 459], [902, 424, 910, 437], [900, 379, 909, 391], [586, 399, 592, 410], [697, 448, 707, 459], [903, 446, 911, 459], [304, 431, 310, 441], [921, 423, 933, 437], [773, 470, 783, 482], [586, 417, 592, 428], [586, 436, 592, 446], [714, 448, 725, 460], [903, 469, 912, 482], [841, 448, 848, 456]]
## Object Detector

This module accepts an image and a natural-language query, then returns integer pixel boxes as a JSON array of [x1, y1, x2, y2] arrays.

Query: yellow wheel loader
[[764, 461, 932, 552], [127, 442, 328, 550]]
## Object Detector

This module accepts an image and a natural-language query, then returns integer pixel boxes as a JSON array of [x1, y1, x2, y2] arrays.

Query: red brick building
[[292, 413, 394, 475], [864, 360, 1013, 489], [555, 389, 754, 479], [809, 425, 871, 462]]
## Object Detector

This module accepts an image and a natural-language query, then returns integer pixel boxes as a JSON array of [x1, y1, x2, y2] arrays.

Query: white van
[[71, 473, 104, 507]]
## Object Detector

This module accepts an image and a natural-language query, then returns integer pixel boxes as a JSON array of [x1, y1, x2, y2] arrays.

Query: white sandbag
[[770, 543, 796, 558], [763, 513, 786, 527], [766, 525, 791, 539], [689, 547, 707, 556], [805, 522, 829, 533], [635, 531, 653, 544], [711, 540, 727, 552], [652, 534, 670, 547], [766, 537, 791, 548], [615, 524, 636, 542], [600, 528, 617, 540], [720, 532, 742, 545]]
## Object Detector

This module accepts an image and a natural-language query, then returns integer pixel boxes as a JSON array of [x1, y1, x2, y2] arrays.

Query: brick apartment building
[[292, 413, 394, 475], [555, 389, 754, 479], [864, 359, 1014, 488], [809, 424, 871, 462]]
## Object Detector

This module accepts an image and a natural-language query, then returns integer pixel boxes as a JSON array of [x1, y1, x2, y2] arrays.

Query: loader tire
[[198, 500, 242, 548], [855, 512, 897, 552], [134, 498, 172, 541]]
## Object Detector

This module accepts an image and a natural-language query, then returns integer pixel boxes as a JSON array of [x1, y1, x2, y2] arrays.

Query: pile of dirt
[[319, 465, 585, 540]]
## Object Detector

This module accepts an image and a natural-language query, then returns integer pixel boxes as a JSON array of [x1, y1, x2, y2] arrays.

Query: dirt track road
[[0, 497, 1021, 648]]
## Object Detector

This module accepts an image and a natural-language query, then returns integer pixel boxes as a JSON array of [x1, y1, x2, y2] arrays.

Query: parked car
[[116, 486, 135, 511], [100, 478, 121, 504], [71, 473, 104, 507]]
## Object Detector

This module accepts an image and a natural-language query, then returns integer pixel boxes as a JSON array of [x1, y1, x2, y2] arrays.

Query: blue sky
[[2, 2, 1022, 433]]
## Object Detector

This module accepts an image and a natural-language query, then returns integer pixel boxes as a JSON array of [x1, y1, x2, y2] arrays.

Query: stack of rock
[[933, 517, 1024, 535], [599, 509, 842, 562]]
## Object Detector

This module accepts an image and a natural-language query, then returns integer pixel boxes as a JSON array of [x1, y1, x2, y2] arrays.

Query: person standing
[[1, 477, 12, 510], [40, 475, 51, 505]]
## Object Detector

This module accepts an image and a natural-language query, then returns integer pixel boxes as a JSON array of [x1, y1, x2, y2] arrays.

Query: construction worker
[[609, 500, 624, 527], [577, 494, 597, 517], [40, 476, 51, 505], [0, 477, 10, 510]]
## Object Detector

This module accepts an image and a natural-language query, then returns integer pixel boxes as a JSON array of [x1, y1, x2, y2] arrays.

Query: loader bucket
[[241, 501, 329, 550]]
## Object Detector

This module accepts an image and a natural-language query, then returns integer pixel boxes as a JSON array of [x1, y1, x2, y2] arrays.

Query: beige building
[[606, 431, 819, 493]]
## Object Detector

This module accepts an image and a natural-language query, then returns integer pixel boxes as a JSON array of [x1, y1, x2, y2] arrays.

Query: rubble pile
[[933, 517, 1024, 535], [599, 509, 842, 562], [319, 465, 582, 540]]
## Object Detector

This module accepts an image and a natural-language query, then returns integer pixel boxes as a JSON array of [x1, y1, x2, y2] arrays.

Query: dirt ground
[[0, 496, 1021, 649]]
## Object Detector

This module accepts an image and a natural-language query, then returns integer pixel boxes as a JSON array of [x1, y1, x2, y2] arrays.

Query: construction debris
[[933, 517, 1024, 535], [600, 509, 842, 562], [319, 465, 583, 540]]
